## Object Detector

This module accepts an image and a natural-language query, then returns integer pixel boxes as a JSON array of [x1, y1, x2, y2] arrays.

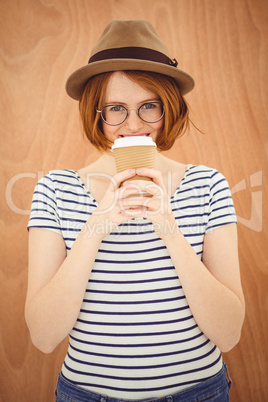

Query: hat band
[[88, 47, 178, 67]]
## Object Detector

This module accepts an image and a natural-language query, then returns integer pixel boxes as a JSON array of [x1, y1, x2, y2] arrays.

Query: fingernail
[[137, 168, 143, 173], [129, 169, 135, 174]]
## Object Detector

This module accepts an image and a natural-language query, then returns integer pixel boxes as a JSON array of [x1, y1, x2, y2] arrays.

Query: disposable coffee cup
[[111, 136, 156, 183]]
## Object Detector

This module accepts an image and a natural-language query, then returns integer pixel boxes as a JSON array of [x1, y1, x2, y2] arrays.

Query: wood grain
[[1, 0, 267, 401]]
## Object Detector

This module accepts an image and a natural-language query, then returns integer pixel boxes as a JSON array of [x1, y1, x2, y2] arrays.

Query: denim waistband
[[55, 363, 232, 402]]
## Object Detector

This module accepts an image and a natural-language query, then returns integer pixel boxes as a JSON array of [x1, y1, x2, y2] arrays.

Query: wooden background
[[0, 0, 267, 401]]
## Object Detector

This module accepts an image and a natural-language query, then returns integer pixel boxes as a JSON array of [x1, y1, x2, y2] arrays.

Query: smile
[[119, 134, 150, 137]]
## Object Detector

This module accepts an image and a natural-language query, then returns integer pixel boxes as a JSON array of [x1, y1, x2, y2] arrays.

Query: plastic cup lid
[[111, 136, 156, 150]]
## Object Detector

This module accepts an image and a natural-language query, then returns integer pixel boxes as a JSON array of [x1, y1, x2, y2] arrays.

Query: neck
[[78, 150, 186, 201], [92, 151, 117, 174], [92, 150, 172, 173]]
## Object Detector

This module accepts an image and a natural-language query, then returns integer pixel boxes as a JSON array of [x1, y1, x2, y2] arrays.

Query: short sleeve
[[205, 170, 237, 233], [27, 173, 62, 235]]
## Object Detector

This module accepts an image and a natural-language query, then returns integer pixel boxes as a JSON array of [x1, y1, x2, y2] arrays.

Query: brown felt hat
[[66, 19, 195, 100]]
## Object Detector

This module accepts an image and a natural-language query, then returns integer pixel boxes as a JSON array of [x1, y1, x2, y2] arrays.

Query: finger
[[118, 183, 154, 199], [118, 195, 164, 217], [118, 196, 149, 210], [119, 200, 147, 210], [135, 168, 165, 187], [123, 180, 161, 196], [121, 206, 148, 218], [109, 169, 136, 191]]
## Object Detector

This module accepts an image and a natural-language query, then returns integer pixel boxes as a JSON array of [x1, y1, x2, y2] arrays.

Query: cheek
[[102, 124, 107, 137], [154, 117, 165, 134], [102, 124, 115, 140]]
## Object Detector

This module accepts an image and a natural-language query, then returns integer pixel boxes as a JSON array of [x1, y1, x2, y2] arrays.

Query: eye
[[141, 102, 156, 110], [108, 105, 125, 112]]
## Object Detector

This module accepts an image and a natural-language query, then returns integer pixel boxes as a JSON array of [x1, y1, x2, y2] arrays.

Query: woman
[[25, 20, 245, 402]]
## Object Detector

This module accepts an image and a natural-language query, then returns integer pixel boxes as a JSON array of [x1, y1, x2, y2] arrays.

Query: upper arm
[[25, 227, 67, 309], [202, 223, 245, 306]]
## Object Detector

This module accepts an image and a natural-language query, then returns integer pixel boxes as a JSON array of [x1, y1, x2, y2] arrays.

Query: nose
[[124, 109, 144, 132]]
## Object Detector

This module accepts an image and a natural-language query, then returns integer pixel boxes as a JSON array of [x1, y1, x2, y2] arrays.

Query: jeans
[[55, 363, 232, 402]]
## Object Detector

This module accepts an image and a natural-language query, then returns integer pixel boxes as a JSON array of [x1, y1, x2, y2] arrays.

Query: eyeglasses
[[96, 102, 165, 126]]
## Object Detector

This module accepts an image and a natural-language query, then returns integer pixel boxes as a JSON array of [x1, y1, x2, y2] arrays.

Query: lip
[[119, 134, 150, 138]]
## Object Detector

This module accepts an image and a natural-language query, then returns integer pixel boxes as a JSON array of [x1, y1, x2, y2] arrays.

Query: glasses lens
[[102, 105, 127, 125], [139, 102, 164, 123]]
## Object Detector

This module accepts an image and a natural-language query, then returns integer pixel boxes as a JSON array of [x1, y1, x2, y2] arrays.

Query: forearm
[[25, 169, 143, 353], [25, 223, 102, 353], [163, 226, 245, 352]]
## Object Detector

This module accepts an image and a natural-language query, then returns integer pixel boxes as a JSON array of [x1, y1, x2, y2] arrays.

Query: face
[[101, 72, 164, 143]]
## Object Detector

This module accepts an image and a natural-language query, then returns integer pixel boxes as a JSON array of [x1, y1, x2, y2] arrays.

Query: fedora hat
[[66, 19, 195, 100]]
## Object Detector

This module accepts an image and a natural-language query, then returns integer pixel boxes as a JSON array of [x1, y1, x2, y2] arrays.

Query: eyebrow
[[103, 98, 160, 106]]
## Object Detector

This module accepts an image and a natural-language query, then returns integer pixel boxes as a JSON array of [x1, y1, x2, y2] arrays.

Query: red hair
[[79, 71, 190, 152]]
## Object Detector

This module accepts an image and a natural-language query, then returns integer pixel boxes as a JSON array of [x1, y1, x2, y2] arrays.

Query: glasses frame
[[96, 101, 165, 126]]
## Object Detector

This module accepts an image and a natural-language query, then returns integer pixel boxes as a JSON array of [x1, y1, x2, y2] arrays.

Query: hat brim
[[65, 59, 195, 100]]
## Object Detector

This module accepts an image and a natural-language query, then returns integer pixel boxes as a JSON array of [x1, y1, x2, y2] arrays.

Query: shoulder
[[184, 165, 230, 188], [32, 169, 86, 204], [37, 169, 80, 190], [186, 164, 219, 177], [178, 164, 234, 204], [42, 169, 78, 182]]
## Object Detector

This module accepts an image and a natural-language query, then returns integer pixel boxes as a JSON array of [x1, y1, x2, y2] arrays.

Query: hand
[[117, 168, 178, 239], [83, 169, 142, 239]]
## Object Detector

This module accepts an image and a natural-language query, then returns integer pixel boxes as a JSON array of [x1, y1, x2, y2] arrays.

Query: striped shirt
[[27, 164, 237, 399]]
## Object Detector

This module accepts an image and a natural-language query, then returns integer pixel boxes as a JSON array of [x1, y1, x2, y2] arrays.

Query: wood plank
[[1, 0, 267, 400]]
